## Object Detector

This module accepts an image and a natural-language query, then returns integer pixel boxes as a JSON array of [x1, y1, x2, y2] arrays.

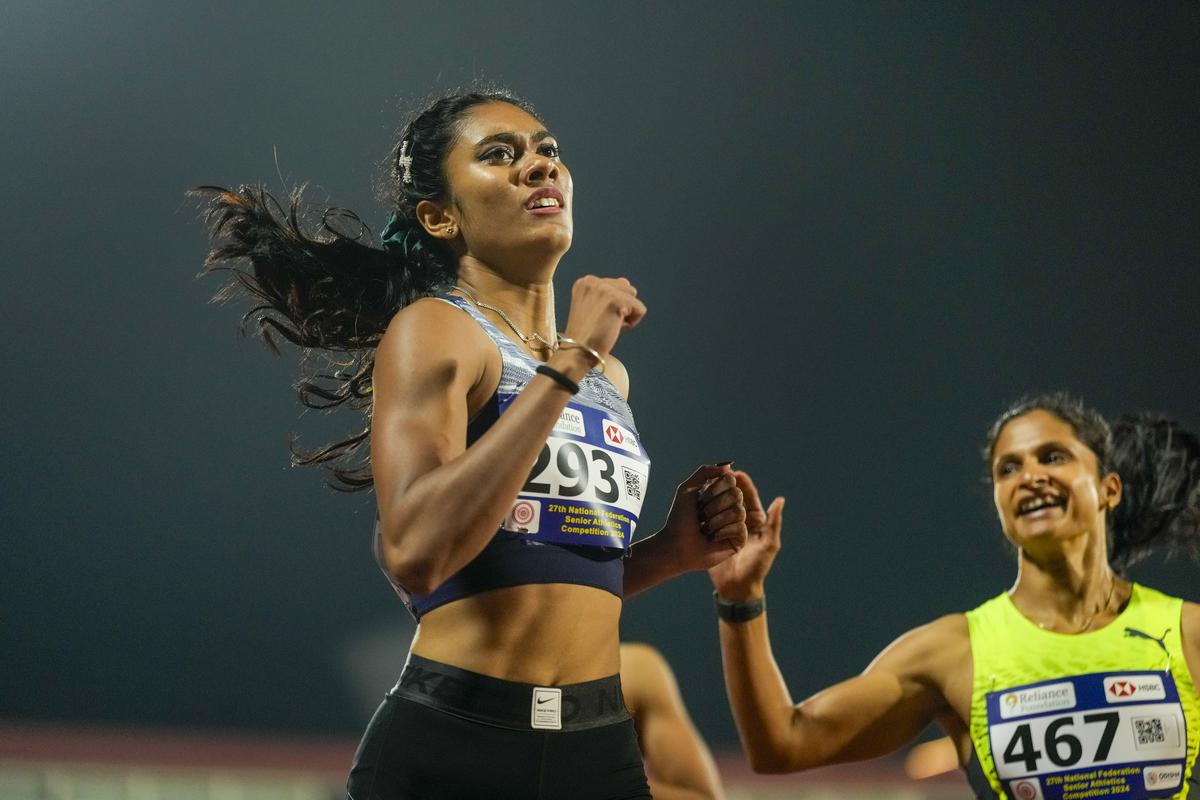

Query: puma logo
[[1124, 627, 1171, 658]]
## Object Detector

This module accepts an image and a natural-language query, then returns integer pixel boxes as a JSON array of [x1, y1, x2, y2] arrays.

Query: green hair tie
[[380, 213, 424, 258]]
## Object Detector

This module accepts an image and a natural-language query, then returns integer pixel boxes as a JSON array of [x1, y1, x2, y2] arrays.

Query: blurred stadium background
[[2, 2, 1196, 798]]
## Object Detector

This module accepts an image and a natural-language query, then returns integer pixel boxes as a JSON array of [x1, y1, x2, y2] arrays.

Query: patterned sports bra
[[374, 294, 652, 621]]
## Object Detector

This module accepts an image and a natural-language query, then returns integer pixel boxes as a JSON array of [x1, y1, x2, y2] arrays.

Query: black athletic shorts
[[346, 655, 651, 800]]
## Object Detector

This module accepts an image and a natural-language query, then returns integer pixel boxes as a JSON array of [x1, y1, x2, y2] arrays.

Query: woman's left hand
[[657, 463, 748, 573]]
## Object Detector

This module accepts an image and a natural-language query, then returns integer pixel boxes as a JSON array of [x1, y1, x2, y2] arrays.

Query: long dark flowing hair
[[192, 89, 537, 490], [986, 392, 1200, 571]]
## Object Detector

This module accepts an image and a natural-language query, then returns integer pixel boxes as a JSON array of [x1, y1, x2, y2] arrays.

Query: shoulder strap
[[964, 751, 1002, 799]]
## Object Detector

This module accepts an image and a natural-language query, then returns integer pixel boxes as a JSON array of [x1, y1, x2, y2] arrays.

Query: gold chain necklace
[[1037, 575, 1118, 634], [449, 283, 559, 352]]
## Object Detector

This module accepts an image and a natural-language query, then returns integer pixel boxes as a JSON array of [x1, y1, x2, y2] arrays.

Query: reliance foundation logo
[[999, 682, 1076, 719], [554, 407, 586, 438]]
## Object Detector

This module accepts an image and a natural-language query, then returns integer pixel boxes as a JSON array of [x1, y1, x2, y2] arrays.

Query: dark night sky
[[2, 3, 1197, 748]]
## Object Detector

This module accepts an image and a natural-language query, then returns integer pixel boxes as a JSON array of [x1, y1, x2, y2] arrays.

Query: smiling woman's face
[[437, 101, 573, 271], [990, 409, 1122, 552]]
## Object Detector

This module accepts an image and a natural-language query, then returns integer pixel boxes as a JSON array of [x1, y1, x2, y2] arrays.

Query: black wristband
[[535, 364, 580, 395], [714, 591, 766, 623]]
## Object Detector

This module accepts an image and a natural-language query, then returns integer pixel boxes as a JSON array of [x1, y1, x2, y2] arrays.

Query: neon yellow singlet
[[966, 584, 1199, 800]]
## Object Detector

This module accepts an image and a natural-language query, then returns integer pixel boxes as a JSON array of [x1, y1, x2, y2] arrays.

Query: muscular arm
[[621, 643, 724, 800], [719, 612, 967, 773], [372, 299, 594, 594]]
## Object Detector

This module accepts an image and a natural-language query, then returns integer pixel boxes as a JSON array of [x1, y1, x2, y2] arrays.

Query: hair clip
[[397, 140, 414, 185]]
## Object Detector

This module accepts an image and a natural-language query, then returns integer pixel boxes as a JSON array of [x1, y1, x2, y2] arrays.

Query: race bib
[[497, 392, 650, 549], [987, 672, 1188, 800]]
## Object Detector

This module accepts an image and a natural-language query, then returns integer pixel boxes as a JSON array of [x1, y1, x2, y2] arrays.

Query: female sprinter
[[710, 393, 1200, 799], [195, 90, 748, 799]]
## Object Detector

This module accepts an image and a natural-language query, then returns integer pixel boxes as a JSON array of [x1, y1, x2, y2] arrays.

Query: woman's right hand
[[560, 275, 646, 364], [708, 470, 785, 602]]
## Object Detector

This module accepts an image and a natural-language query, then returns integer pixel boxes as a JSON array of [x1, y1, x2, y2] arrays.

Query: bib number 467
[[1002, 712, 1119, 772]]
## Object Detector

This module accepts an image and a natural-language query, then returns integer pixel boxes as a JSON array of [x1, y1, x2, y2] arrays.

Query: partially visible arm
[[1182, 601, 1200, 691], [709, 471, 965, 773], [719, 611, 966, 773], [600, 352, 630, 399], [621, 643, 725, 800], [590, 354, 674, 596], [611, 352, 748, 598], [590, 351, 680, 598], [623, 465, 748, 598]]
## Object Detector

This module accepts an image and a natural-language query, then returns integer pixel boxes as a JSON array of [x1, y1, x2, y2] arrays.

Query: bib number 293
[[523, 441, 620, 503]]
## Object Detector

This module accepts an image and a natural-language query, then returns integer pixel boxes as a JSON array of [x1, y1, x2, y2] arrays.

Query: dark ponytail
[[986, 393, 1200, 571], [1108, 415, 1200, 570], [193, 88, 536, 490]]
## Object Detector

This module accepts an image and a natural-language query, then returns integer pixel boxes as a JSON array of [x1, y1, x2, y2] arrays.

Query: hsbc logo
[[1109, 680, 1137, 698], [1103, 674, 1166, 703], [602, 419, 640, 455]]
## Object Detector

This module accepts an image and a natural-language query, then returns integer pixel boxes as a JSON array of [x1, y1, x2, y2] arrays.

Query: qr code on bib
[[622, 468, 642, 500], [1134, 717, 1166, 745]]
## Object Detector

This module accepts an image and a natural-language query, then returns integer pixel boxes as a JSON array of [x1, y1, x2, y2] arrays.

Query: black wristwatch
[[713, 591, 766, 623]]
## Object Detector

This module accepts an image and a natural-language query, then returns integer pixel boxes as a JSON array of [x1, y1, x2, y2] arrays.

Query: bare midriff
[[411, 582, 622, 684]]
